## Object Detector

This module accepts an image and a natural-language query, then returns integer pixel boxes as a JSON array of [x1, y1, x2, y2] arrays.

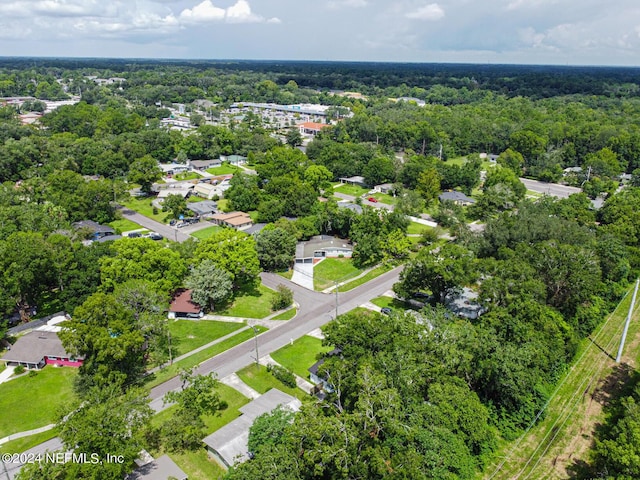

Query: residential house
[[0, 330, 83, 370], [72, 220, 116, 241], [186, 200, 218, 217], [295, 235, 352, 265], [438, 190, 476, 206], [158, 162, 190, 176], [373, 183, 394, 194], [308, 348, 341, 393], [188, 159, 221, 171], [168, 289, 203, 319], [338, 176, 367, 187], [202, 389, 301, 468], [210, 212, 253, 230]]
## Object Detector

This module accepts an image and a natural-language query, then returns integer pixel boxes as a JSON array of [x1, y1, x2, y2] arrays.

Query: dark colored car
[[148, 233, 163, 240], [380, 307, 392, 315], [127, 232, 141, 238]]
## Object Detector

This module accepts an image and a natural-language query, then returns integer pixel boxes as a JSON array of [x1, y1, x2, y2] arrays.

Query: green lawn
[[407, 222, 431, 235], [188, 196, 206, 203], [236, 364, 307, 401], [122, 196, 169, 223], [368, 192, 397, 205], [0, 428, 59, 454], [190, 225, 223, 240], [271, 308, 296, 321], [370, 296, 407, 310], [145, 326, 267, 389], [334, 184, 370, 197], [109, 218, 143, 234], [167, 450, 226, 480], [314, 258, 365, 291], [168, 320, 245, 357], [277, 269, 294, 280], [340, 264, 393, 292], [206, 164, 241, 175], [0, 368, 76, 438], [217, 199, 230, 212], [174, 172, 202, 181], [216, 284, 276, 319], [271, 336, 332, 380]]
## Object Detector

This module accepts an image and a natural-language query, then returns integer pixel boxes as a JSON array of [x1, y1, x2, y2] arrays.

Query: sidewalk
[[220, 373, 260, 400], [0, 424, 56, 446], [0, 366, 15, 385]]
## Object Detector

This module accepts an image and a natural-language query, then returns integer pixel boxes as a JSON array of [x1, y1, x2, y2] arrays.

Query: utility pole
[[251, 324, 259, 366], [617, 278, 640, 363], [334, 281, 339, 318]]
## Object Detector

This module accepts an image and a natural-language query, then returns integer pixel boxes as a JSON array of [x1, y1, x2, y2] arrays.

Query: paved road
[[120, 208, 191, 242], [0, 438, 63, 480], [148, 267, 402, 411], [520, 178, 582, 198]]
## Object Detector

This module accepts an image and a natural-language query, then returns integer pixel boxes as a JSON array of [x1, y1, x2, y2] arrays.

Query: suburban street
[[120, 208, 192, 242], [519, 178, 582, 198], [148, 266, 402, 411]]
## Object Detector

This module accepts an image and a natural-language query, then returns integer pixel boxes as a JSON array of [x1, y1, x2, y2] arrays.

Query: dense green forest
[[2, 58, 640, 479]]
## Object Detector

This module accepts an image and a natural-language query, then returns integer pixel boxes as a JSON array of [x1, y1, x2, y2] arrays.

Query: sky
[[1, 0, 640, 66]]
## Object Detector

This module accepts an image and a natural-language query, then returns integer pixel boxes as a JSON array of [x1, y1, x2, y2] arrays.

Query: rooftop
[[296, 235, 352, 259], [439, 190, 476, 204], [72, 220, 115, 234], [169, 289, 201, 314], [187, 200, 218, 216], [202, 389, 301, 467], [1, 331, 75, 365]]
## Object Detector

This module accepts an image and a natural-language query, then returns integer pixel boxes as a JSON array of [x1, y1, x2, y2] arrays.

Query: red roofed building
[[298, 122, 330, 135], [169, 289, 203, 319]]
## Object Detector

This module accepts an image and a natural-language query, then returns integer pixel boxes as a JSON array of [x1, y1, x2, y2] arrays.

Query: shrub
[[14, 365, 25, 375], [271, 284, 293, 311], [28, 370, 38, 378], [267, 364, 297, 388]]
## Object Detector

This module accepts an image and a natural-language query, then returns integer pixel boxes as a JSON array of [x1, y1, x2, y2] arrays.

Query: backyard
[[334, 184, 370, 197], [121, 196, 168, 223], [109, 218, 143, 234], [271, 336, 332, 380], [206, 164, 241, 175]]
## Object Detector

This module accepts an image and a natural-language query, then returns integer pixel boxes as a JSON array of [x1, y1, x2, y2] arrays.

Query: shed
[[202, 389, 301, 468]]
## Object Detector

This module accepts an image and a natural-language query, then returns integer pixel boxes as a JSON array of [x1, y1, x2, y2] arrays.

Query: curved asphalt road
[[148, 267, 402, 411]]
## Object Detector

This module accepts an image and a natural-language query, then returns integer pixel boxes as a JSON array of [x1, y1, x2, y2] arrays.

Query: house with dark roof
[[72, 220, 115, 241], [202, 389, 301, 468], [186, 200, 218, 217], [308, 348, 341, 393], [188, 159, 221, 171], [0, 330, 83, 370], [438, 190, 476, 206], [168, 289, 203, 319]]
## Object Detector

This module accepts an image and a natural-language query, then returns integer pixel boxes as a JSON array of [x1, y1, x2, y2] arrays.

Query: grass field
[[370, 296, 406, 310], [174, 172, 201, 181], [271, 336, 332, 380], [236, 364, 307, 401], [271, 308, 296, 321], [407, 222, 431, 235], [339, 264, 393, 292], [190, 225, 223, 240], [334, 184, 370, 197], [109, 218, 143, 233], [122, 196, 168, 223], [314, 258, 364, 291], [206, 164, 241, 175], [216, 199, 230, 212], [145, 326, 267, 389], [0, 368, 76, 438], [216, 284, 276, 318], [484, 284, 640, 479], [368, 192, 397, 205], [276, 270, 294, 280], [168, 320, 245, 357]]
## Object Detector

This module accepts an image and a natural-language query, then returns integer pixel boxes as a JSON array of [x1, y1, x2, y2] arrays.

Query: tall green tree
[[128, 155, 162, 194], [185, 260, 233, 311]]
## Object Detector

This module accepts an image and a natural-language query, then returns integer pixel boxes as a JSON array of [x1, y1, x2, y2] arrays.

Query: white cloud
[[406, 3, 445, 21], [226, 0, 262, 23], [179, 0, 225, 23]]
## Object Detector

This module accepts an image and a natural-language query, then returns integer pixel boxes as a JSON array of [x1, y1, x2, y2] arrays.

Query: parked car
[[147, 232, 163, 240], [127, 232, 142, 238], [380, 307, 392, 315], [367, 197, 378, 203]]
